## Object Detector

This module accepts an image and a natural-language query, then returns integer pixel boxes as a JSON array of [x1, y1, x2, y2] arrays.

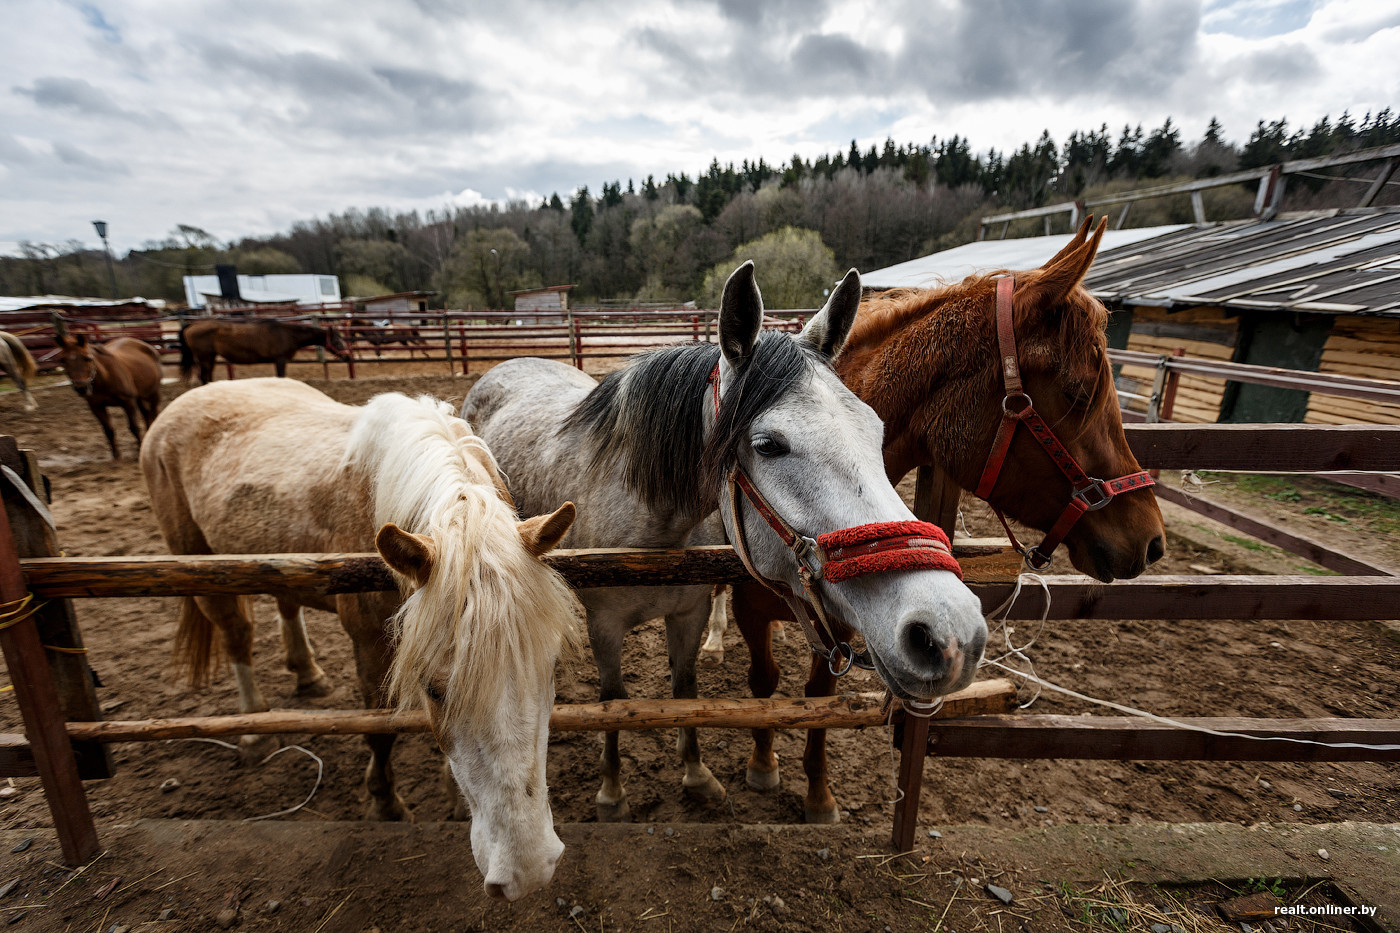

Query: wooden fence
[[4, 422, 1400, 862]]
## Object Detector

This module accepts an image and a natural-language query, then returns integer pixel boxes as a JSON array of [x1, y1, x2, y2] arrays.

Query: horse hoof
[[683, 774, 727, 803], [238, 734, 280, 765], [295, 675, 334, 698], [367, 795, 413, 822], [804, 804, 841, 825], [596, 799, 631, 823], [772, 623, 787, 646], [746, 765, 781, 792], [698, 647, 724, 668]]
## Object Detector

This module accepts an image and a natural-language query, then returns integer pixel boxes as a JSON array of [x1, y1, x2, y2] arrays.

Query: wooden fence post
[[0, 439, 99, 866], [442, 314, 454, 376]]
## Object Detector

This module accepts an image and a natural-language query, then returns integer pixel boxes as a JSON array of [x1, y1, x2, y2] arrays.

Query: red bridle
[[710, 363, 962, 675], [975, 276, 1154, 570]]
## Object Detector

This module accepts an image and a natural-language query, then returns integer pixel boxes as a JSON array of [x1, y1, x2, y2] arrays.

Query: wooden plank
[[971, 575, 1400, 619], [1123, 423, 1400, 471], [1154, 484, 1394, 576], [1316, 472, 1400, 498], [0, 734, 38, 778], [18, 541, 1020, 598], [926, 715, 1400, 762], [64, 681, 1018, 741], [0, 443, 110, 780], [0, 468, 98, 866]]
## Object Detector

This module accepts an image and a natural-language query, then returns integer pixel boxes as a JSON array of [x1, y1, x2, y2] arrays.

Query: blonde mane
[[345, 394, 580, 723]]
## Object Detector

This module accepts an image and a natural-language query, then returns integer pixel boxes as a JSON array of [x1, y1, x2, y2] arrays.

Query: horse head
[[55, 333, 98, 397], [710, 263, 986, 701], [323, 325, 351, 359], [939, 219, 1164, 582]]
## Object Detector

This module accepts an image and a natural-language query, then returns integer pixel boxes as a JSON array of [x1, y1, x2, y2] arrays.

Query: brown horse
[[1, 331, 39, 411], [54, 335, 163, 460], [730, 217, 1166, 823], [179, 318, 350, 384]]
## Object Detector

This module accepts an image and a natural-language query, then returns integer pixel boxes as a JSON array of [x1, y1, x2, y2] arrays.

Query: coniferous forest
[[4, 112, 1398, 310]]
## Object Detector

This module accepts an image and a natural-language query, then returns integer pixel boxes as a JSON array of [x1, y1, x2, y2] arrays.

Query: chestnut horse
[[54, 335, 163, 460], [179, 318, 350, 384], [730, 217, 1166, 823], [0, 331, 39, 411]]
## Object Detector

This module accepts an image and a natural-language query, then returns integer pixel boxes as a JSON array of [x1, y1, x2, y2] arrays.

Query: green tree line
[[4, 110, 1397, 310]]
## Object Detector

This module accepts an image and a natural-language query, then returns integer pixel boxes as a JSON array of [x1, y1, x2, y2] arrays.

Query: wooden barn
[[509, 284, 574, 313], [362, 290, 436, 314], [865, 207, 1400, 425]]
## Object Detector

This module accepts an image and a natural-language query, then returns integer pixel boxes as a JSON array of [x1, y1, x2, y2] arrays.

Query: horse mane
[[564, 333, 819, 518], [344, 394, 579, 722], [846, 270, 1109, 387]]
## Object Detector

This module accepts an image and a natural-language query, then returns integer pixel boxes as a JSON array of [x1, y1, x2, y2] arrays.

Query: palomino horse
[[141, 379, 579, 900], [179, 318, 350, 383], [54, 335, 163, 460], [463, 261, 986, 822], [0, 331, 39, 411], [729, 217, 1167, 822]]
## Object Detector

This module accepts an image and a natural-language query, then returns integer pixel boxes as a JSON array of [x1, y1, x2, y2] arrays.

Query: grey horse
[[462, 262, 987, 821]]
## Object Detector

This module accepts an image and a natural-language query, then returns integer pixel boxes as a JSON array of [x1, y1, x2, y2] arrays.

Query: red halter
[[974, 276, 1154, 570], [710, 363, 962, 675]]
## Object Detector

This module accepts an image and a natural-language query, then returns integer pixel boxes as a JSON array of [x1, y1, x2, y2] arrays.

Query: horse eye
[[424, 681, 445, 704], [752, 435, 788, 458]]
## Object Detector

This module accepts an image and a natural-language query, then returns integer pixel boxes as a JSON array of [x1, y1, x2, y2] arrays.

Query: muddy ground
[[0, 366, 1397, 932]]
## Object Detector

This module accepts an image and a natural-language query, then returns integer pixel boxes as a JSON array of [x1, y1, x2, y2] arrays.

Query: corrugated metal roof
[[865, 207, 1400, 318], [0, 295, 166, 313]]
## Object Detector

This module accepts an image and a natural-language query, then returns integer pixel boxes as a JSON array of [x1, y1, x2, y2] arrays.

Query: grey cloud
[[0, 135, 37, 167], [712, 0, 831, 28], [791, 33, 876, 85], [196, 41, 497, 138], [51, 141, 130, 175], [13, 76, 176, 129], [1321, 7, 1400, 42], [1240, 43, 1320, 83]]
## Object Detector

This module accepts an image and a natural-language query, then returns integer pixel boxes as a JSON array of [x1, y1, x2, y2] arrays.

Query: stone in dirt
[[0, 880, 18, 899], [926, 829, 941, 839], [986, 883, 1013, 904], [1217, 891, 1280, 922], [710, 886, 725, 901], [8, 840, 31, 854], [214, 907, 237, 928]]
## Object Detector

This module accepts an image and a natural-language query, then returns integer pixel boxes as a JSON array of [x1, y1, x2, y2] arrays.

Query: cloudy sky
[[3, 0, 1397, 255]]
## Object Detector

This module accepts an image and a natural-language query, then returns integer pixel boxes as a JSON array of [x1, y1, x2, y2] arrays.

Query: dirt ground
[[1, 367, 1398, 931]]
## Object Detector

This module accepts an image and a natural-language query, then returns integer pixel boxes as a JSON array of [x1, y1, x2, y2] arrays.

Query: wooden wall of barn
[[1305, 316, 1400, 425], [1116, 305, 1240, 423]]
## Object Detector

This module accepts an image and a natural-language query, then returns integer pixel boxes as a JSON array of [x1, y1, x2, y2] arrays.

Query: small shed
[[509, 285, 574, 313], [863, 208, 1400, 426], [363, 291, 436, 314]]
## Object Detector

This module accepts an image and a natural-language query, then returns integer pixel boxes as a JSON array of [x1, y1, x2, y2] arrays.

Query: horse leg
[[276, 599, 332, 696], [589, 611, 630, 822], [120, 399, 143, 452], [732, 582, 783, 791], [198, 356, 214, 384], [89, 402, 120, 460], [699, 584, 729, 667], [801, 656, 840, 824], [274, 357, 288, 377], [196, 595, 279, 763], [667, 598, 725, 803], [340, 595, 411, 821]]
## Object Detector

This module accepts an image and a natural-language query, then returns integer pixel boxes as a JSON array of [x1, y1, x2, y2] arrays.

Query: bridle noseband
[[710, 363, 963, 676], [975, 276, 1154, 569]]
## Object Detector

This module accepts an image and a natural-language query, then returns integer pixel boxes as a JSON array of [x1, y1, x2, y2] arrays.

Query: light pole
[[489, 247, 503, 309], [92, 220, 117, 299]]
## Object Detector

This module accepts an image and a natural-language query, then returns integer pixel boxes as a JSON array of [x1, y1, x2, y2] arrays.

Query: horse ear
[[799, 268, 861, 359], [74, 334, 88, 348], [376, 522, 436, 587], [517, 501, 575, 557], [718, 261, 763, 367], [1041, 214, 1094, 270], [1024, 217, 1106, 310]]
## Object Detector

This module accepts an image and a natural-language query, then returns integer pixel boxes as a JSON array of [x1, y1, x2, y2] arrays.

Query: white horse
[[0, 332, 39, 411], [463, 262, 987, 822], [142, 379, 578, 900]]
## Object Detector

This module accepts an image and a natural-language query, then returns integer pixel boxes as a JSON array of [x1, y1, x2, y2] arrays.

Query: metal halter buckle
[[826, 641, 856, 676], [1023, 546, 1054, 571], [793, 534, 824, 578], [1072, 480, 1114, 512], [1002, 392, 1033, 417]]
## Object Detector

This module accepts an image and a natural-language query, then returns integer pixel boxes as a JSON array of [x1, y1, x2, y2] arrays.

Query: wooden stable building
[[509, 284, 574, 313], [866, 207, 1400, 426]]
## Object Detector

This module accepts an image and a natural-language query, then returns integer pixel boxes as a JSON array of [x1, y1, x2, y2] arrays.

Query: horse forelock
[[345, 393, 579, 725]]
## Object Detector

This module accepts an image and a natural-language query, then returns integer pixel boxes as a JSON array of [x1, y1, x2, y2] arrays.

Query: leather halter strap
[[974, 276, 1154, 569], [710, 363, 962, 675]]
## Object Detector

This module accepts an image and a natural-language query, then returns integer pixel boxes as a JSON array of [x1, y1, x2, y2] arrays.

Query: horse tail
[[178, 325, 194, 384], [174, 597, 221, 687], [0, 332, 36, 380]]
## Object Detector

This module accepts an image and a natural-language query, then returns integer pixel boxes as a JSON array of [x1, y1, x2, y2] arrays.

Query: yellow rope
[[0, 593, 48, 631]]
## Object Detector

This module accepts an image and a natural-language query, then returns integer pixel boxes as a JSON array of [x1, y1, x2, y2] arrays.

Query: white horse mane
[[344, 393, 579, 722]]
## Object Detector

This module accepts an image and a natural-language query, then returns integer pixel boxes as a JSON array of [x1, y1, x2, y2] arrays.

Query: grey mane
[[564, 333, 822, 519]]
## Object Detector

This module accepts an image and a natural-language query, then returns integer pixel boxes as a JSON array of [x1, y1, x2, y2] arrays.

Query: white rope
[[977, 577, 1400, 752], [173, 738, 325, 820]]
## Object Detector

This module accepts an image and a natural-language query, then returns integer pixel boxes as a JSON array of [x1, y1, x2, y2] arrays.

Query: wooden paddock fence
[[3, 420, 1400, 865]]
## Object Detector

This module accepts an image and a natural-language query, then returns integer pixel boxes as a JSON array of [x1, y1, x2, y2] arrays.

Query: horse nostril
[[1146, 535, 1165, 565], [902, 621, 948, 671], [484, 882, 508, 900]]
